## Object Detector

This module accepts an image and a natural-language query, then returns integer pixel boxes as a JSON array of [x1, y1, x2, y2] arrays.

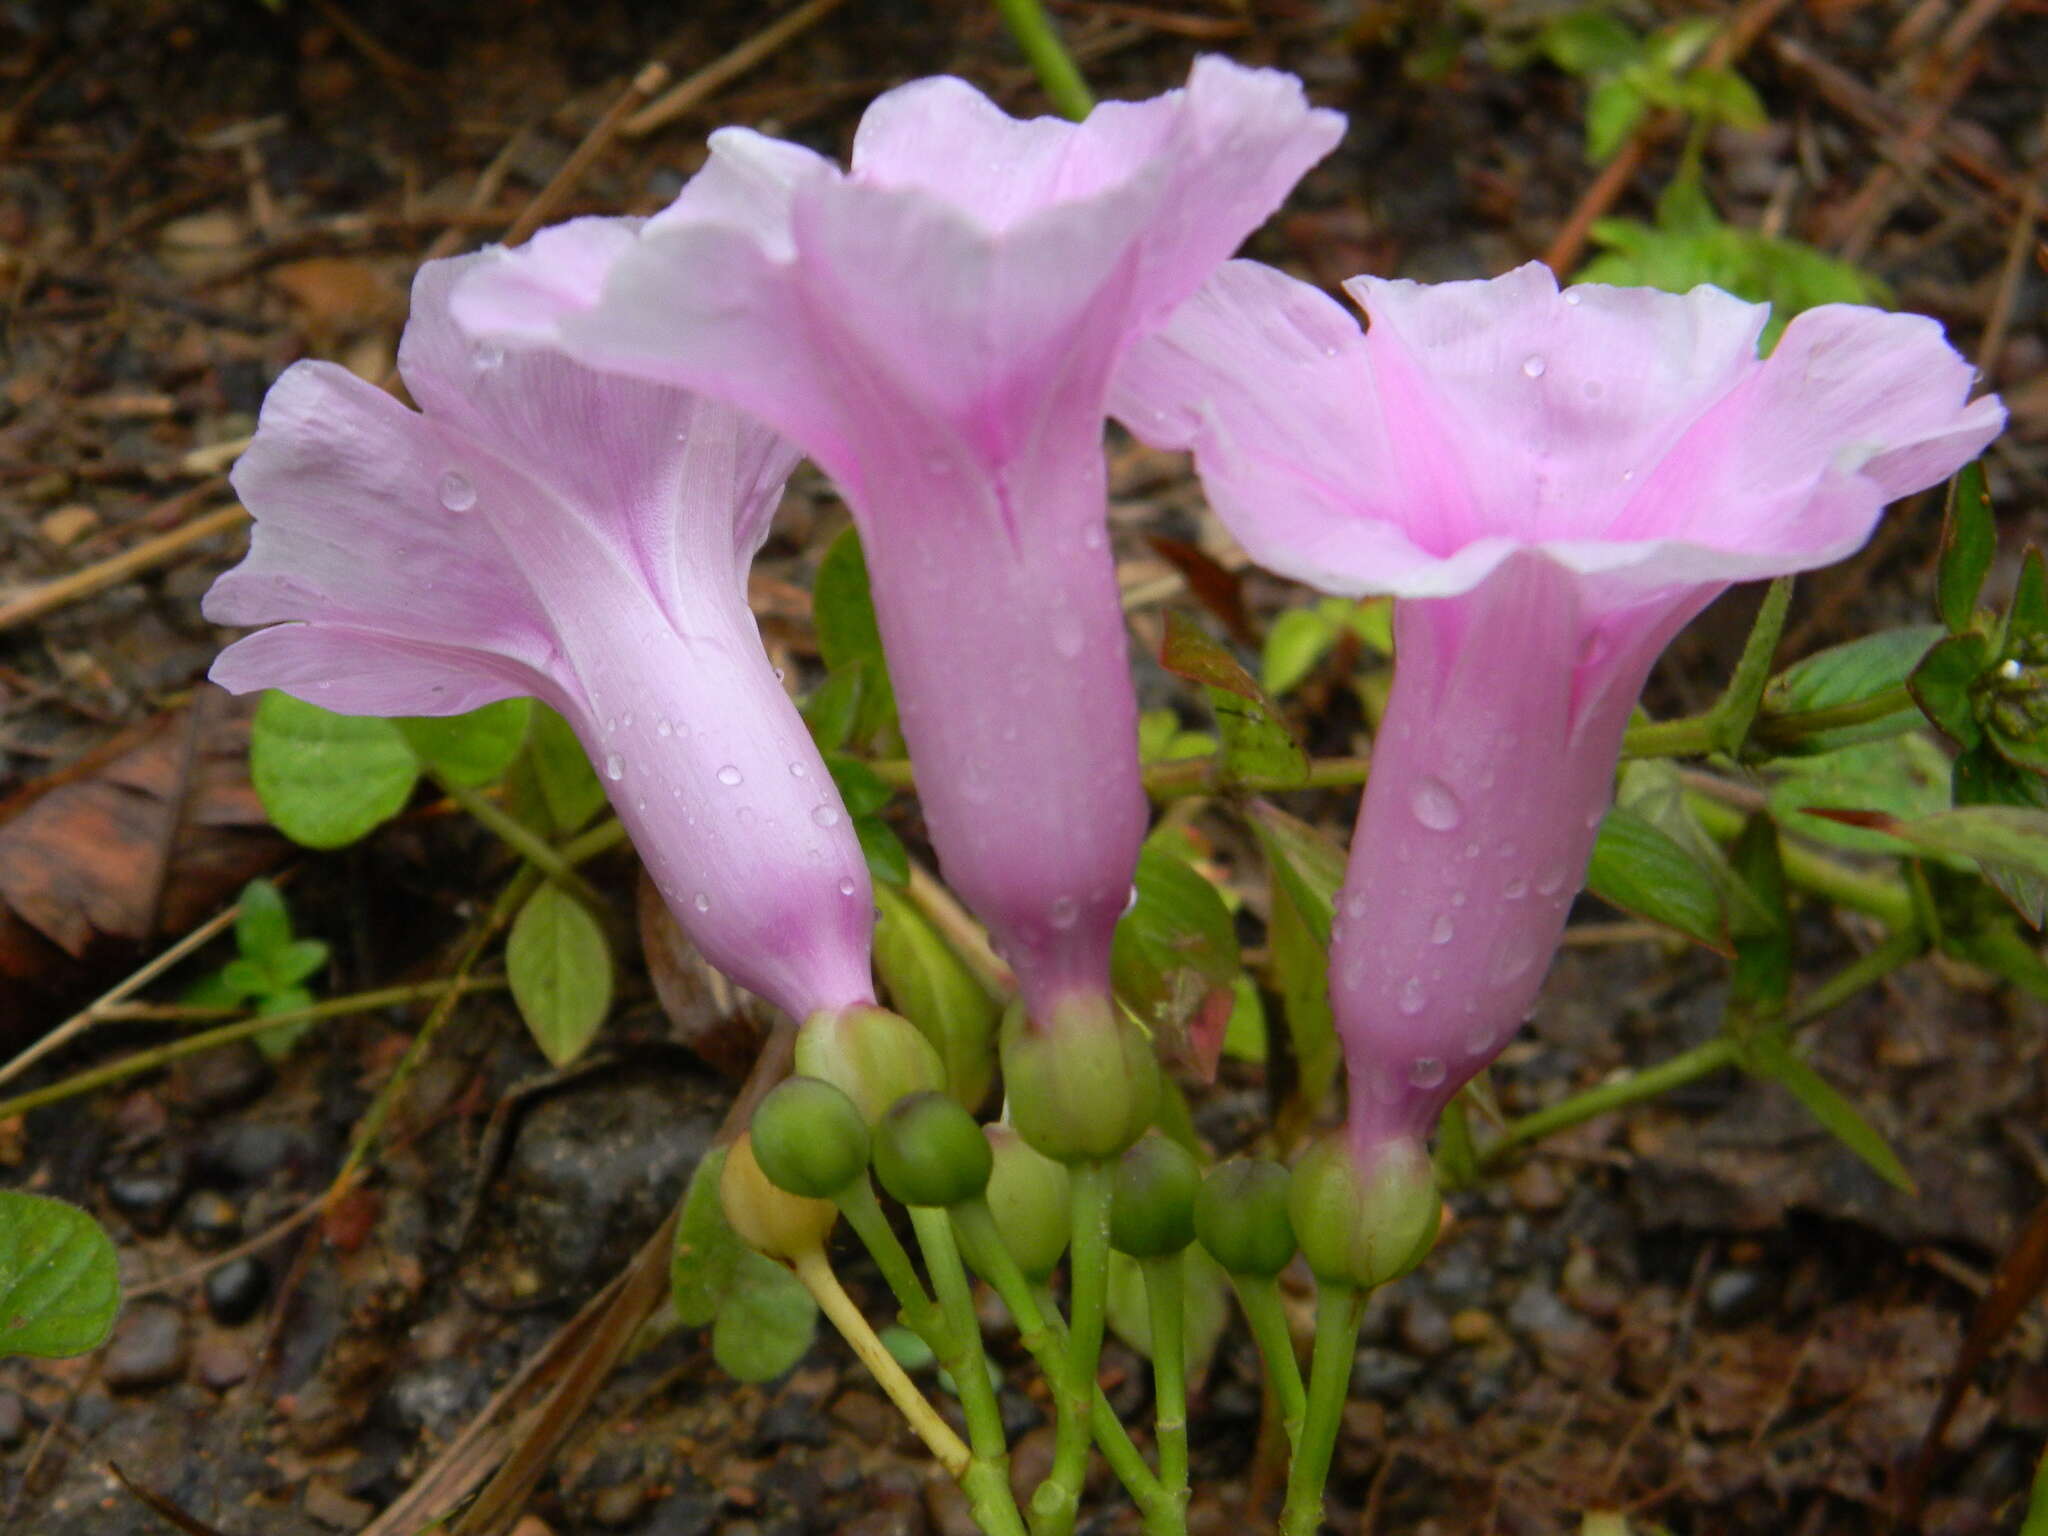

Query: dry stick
[[1541, 0, 1799, 274], [503, 60, 674, 248], [1829, 49, 1985, 263], [1976, 137, 2045, 383], [0, 499, 243, 634], [622, 0, 850, 140]]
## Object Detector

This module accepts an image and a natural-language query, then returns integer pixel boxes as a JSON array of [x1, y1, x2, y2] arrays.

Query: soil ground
[[2, 2, 2046, 1533]]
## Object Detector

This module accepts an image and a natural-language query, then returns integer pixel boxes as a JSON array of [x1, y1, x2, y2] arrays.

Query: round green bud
[[1000, 994, 1161, 1164], [977, 1124, 1072, 1282], [1193, 1158, 1297, 1278], [720, 1132, 837, 1260], [1287, 1134, 1440, 1289], [795, 1004, 945, 1125], [873, 1091, 994, 1208], [749, 1076, 871, 1199], [1109, 1133, 1200, 1259]]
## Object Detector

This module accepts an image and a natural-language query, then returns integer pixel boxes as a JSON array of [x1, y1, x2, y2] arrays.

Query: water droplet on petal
[[1051, 613, 1085, 660], [1410, 1056, 1446, 1088], [474, 342, 504, 370], [1431, 914, 1455, 945], [603, 752, 625, 781], [812, 805, 841, 829], [437, 470, 476, 511], [1048, 895, 1079, 930], [1122, 884, 1140, 916], [1563, 290, 1584, 307], [1504, 877, 1529, 900], [772, 666, 786, 683], [788, 761, 807, 777], [717, 764, 743, 786], [1411, 776, 1462, 831], [1521, 355, 1546, 379], [1536, 866, 1566, 896], [692, 891, 711, 913], [620, 712, 633, 729], [1081, 524, 1106, 551], [656, 717, 673, 738], [1398, 977, 1427, 1016], [838, 877, 857, 897]]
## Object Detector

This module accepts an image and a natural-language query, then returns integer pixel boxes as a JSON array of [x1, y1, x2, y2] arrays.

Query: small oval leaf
[[0, 1191, 121, 1360], [507, 884, 613, 1067], [250, 691, 420, 850]]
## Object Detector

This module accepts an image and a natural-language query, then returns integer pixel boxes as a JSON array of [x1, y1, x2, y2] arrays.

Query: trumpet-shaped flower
[[1114, 259, 2005, 1153], [453, 59, 1343, 1030], [206, 241, 877, 1022]]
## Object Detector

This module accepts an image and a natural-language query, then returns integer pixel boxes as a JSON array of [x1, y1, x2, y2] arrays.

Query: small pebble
[[643, 1477, 719, 1536], [180, 1190, 242, 1249], [1007, 1424, 1057, 1510], [0, 1390, 24, 1446], [102, 1304, 189, 1390], [923, 1477, 980, 1536], [205, 1255, 270, 1326], [1702, 1266, 1776, 1327], [105, 1150, 190, 1235], [1398, 1296, 1454, 1358], [303, 1476, 375, 1530], [591, 1483, 649, 1528], [194, 1336, 253, 1391], [828, 1389, 898, 1447], [171, 1044, 273, 1115], [1449, 1308, 1497, 1345]]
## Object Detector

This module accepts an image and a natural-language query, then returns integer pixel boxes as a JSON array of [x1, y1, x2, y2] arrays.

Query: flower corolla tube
[[452, 58, 1344, 1030], [205, 242, 877, 1022], [1113, 258, 2005, 1155]]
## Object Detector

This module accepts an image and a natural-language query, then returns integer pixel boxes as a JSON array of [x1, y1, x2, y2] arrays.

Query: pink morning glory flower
[[1113, 258, 2005, 1155], [205, 238, 877, 1023], [452, 59, 1343, 1031]]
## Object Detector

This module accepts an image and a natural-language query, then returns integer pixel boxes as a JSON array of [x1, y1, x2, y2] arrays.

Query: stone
[[104, 1148, 190, 1235], [171, 1044, 272, 1115], [591, 1482, 649, 1528], [194, 1337, 253, 1391], [204, 1256, 269, 1326], [1702, 1266, 1777, 1327], [179, 1189, 242, 1249], [0, 1390, 24, 1446], [102, 1304, 189, 1390], [644, 1477, 719, 1536]]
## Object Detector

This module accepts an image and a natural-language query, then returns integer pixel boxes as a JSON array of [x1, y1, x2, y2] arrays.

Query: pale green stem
[[991, 0, 1093, 120], [1142, 1254, 1189, 1509], [1230, 1273, 1306, 1451], [1278, 1285, 1366, 1536], [909, 1205, 1022, 1530]]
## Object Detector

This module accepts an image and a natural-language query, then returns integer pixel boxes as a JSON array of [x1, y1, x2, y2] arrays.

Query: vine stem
[[1231, 1274, 1306, 1451], [991, 0, 1093, 120], [1040, 1161, 1114, 1536], [1277, 1285, 1366, 1536], [908, 1206, 1025, 1533], [1142, 1255, 1190, 1510]]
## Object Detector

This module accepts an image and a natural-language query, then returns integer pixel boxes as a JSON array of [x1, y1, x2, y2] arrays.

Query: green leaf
[[506, 883, 613, 1067], [878, 1323, 936, 1374], [1159, 610, 1308, 788], [1911, 632, 1990, 750], [267, 938, 330, 988], [399, 698, 533, 788], [250, 691, 420, 849], [1222, 974, 1268, 1063], [814, 527, 898, 743], [1742, 1037, 1914, 1192], [234, 877, 293, 961], [1953, 742, 2048, 919], [219, 957, 274, 999], [1136, 708, 1215, 766], [1883, 806, 2048, 928], [1586, 75, 1650, 162], [1936, 460, 1996, 635], [2003, 547, 2048, 658], [0, 1192, 121, 1359], [1269, 868, 1340, 1110], [1647, 16, 1718, 72], [1247, 801, 1345, 946], [1538, 7, 1641, 75], [180, 970, 245, 1010], [856, 818, 909, 888], [1261, 607, 1342, 698], [712, 1250, 817, 1382], [1111, 841, 1241, 1076], [873, 881, 999, 1111], [253, 987, 317, 1060], [1725, 814, 1790, 1027], [824, 755, 893, 818], [801, 666, 865, 754], [1584, 805, 1728, 950], [526, 705, 607, 835], [1682, 65, 1767, 130], [1761, 625, 1943, 753], [1766, 735, 1954, 857], [671, 1149, 742, 1326]]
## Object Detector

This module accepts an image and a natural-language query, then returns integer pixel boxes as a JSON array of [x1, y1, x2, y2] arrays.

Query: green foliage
[[0, 1192, 121, 1360], [1260, 597, 1391, 697], [1136, 708, 1216, 766], [712, 1249, 818, 1382], [812, 527, 900, 750], [1248, 802, 1345, 1109], [1936, 461, 1997, 635], [1103, 1246, 1231, 1379], [824, 754, 908, 887], [398, 699, 532, 787], [1112, 838, 1241, 1075], [183, 877, 330, 1058], [251, 691, 422, 849], [523, 704, 607, 834], [1535, 8, 1763, 163], [1583, 806, 1729, 949], [1160, 611, 1309, 788], [1761, 626, 1943, 754], [670, 1149, 743, 1327], [505, 883, 613, 1067], [872, 883, 999, 1109]]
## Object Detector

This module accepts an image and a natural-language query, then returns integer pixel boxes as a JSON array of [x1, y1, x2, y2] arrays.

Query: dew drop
[[1048, 895, 1080, 930], [1409, 1056, 1446, 1088], [812, 805, 841, 829], [788, 761, 807, 777], [1411, 776, 1463, 831], [1536, 866, 1566, 896], [474, 342, 504, 370], [1430, 913, 1455, 945], [1563, 289, 1584, 306], [603, 752, 625, 781], [1342, 890, 1369, 921], [1051, 613, 1085, 661], [437, 470, 477, 511], [692, 891, 711, 913], [1398, 977, 1427, 1016], [1521, 355, 1547, 379], [1081, 524, 1106, 551], [620, 712, 633, 729], [717, 764, 743, 786], [1463, 843, 1481, 860], [1450, 891, 1467, 908], [656, 717, 673, 738], [1504, 877, 1529, 900], [838, 877, 857, 897], [1122, 884, 1140, 916], [772, 666, 786, 683]]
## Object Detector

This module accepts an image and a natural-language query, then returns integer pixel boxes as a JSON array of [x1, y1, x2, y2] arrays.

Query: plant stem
[[1751, 683, 1917, 748], [1278, 1284, 1365, 1536], [1230, 1274, 1306, 1451], [791, 1247, 977, 1482], [836, 1177, 944, 1343], [1142, 1255, 1189, 1510], [1479, 923, 1925, 1169], [436, 775, 609, 914], [991, 0, 1093, 120], [952, 1202, 1172, 1526], [0, 977, 506, 1123], [1684, 791, 1915, 926], [908, 1205, 1023, 1530], [1041, 1160, 1114, 1536]]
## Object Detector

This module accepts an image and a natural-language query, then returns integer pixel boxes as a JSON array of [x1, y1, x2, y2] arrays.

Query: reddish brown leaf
[[634, 869, 766, 1081], [1146, 534, 1254, 646]]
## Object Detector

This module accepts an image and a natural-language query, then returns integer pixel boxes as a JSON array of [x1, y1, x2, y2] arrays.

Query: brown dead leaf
[[266, 256, 401, 340], [633, 869, 766, 1081]]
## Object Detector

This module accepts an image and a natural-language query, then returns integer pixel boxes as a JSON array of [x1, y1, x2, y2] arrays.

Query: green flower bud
[[1194, 1158, 1296, 1278], [1287, 1134, 1440, 1289], [720, 1132, 837, 1260], [873, 1090, 994, 1208], [1000, 994, 1160, 1164], [1109, 1133, 1200, 1259], [749, 1076, 871, 1199], [977, 1124, 1072, 1282], [795, 1004, 945, 1124]]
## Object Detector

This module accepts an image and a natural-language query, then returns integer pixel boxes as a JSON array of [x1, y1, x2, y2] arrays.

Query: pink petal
[[211, 626, 529, 717]]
